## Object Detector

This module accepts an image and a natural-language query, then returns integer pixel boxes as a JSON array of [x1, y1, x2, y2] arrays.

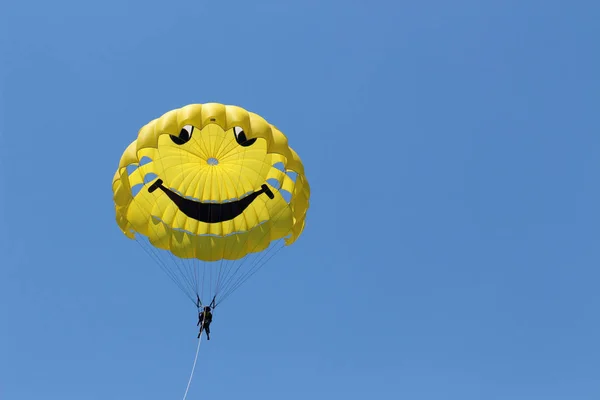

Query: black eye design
[[170, 125, 194, 145], [233, 126, 256, 147]]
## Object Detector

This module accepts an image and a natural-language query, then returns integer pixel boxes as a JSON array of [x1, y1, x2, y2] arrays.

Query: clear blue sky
[[1, 1, 599, 399]]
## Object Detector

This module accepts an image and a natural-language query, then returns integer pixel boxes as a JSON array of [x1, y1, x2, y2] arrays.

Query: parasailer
[[197, 306, 213, 340]]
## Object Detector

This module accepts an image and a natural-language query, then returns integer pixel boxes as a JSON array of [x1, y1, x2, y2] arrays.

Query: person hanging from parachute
[[196, 295, 215, 340], [197, 306, 213, 340]]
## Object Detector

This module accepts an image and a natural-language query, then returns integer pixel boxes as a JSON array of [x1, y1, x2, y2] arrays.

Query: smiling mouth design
[[148, 179, 275, 223]]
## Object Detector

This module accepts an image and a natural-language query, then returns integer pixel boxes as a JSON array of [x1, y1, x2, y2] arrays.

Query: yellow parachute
[[112, 103, 310, 306]]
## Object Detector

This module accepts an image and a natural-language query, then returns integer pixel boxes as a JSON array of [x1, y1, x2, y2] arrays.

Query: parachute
[[112, 103, 310, 308]]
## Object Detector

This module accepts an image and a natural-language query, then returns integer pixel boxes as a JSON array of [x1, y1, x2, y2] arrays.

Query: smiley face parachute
[[112, 103, 310, 308]]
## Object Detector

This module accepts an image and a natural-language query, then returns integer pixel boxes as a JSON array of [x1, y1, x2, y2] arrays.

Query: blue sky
[[1, 1, 599, 399]]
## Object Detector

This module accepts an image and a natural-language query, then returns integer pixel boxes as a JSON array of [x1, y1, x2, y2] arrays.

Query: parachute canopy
[[112, 103, 310, 306]]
